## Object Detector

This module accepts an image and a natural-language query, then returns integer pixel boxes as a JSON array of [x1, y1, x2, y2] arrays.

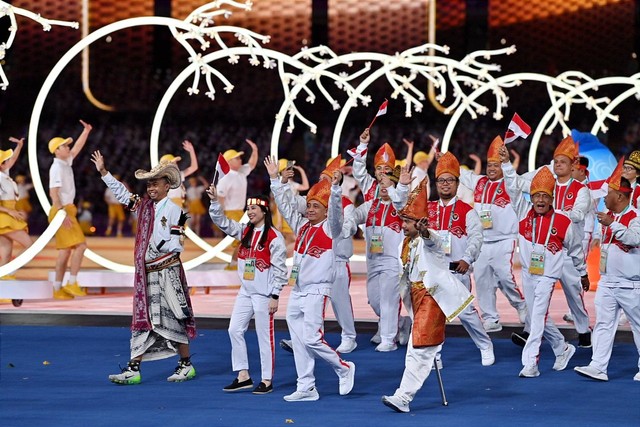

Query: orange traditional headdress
[[624, 150, 640, 170], [321, 155, 343, 179], [398, 177, 429, 220], [435, 152, 460, 178], [486, 136, 503, 163], [374, 143, 396, 170], [306, 179, 331, 208], [607, 157, 633, 193], [553, 135, 579, 162], [530, 167, 555, 197]]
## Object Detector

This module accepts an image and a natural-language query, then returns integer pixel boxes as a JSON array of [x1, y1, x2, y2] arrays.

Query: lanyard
[[480, 179, 502, 210], [294, 220, 325, 263], [555, 178, 573, 211], [247, 227, 264, 258], [532, 211, 555, 249], [438, 200, 457, 230], [407, 237, 420, 278], [372, 199, 391, 232]]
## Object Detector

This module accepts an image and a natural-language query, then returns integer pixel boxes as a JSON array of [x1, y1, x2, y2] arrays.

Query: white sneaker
[[480, 344, 495, 366], [431, 353, 443, 370], [284, 387, 320, 402], [574, 365, 608, 381], [396, 316, 412, 346], [519, 365, 540, 378], [339, 361, 356, 395], [553, 344, 576, 371], [483, 320, 503, 333], [382, 395, 410, 413], [167, 361, 196, 382], [336, 339, 357, 354], [517, 307, 528, 324], [109, 365, 141, 385], [375, 342, 398, 352], [634, 371, 640, 382], [370, 330, 381, 344]]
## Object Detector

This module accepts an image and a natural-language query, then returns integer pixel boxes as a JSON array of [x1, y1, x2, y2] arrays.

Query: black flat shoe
[[223, 377, 253, 392], [252, 382, 273, 395]]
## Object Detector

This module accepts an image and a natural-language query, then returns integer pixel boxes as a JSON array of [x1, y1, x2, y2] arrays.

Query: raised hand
[[8, 137, 24, 146], [206, 184, 218, 200], [79, 119, 92, 132], [332, 170, 343, 186], [360, 128, 370, 144], [90, 150, 107, 176], [498, 144, 510, 163], [264, 156, 279, 179], [182, 140, 195, 152], [399, 165, 415, 186]]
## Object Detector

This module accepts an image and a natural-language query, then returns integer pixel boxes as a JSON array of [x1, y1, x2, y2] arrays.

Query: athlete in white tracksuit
[[285, 169, 358, 353], [459, 152, 526, 330], [268, 160, 355, 401], [208, 194, 287, 392], [350, 133, 410, 351], [575, 175, 640, 381], [501, 149, 588, 377]]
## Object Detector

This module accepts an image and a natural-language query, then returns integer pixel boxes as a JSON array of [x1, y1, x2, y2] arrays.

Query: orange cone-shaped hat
[[435, 152, 460, 178], [553, 135, 579, 162], [374, 143, 396, 170], [607, 157, 633, 193], [307, 179, 331, 208], [399, 177, 429, 220], [322, 155, 343, 179], [530, 167, 555, 197], [487, 136, 503, 162]]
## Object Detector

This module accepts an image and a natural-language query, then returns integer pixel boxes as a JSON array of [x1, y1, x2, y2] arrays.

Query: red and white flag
[[504, 113, 532, 144], [214, 153, 230, 183], [368, 99, 389, 128], [588, 179, 608, 199]]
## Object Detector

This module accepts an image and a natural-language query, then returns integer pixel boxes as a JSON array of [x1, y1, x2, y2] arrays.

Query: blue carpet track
[[1, 325, 639, 427]]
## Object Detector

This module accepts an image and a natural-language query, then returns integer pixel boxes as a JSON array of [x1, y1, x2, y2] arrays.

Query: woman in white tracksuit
[[208, 191, 287, 395]]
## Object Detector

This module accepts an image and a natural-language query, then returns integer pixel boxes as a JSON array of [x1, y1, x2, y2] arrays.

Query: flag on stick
[[504, 113, 531, 144], [368, 99, 388, 129], [213, 153, 230, 184], [346, 146, 368, 159]]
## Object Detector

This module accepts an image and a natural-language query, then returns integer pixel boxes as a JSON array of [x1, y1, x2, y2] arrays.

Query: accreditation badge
[[599, 249, 608, 274], [479, 210, 493, 229], [439, 231, 452, 255], [243, 258, 256, 281], [288, 264, 300, 286], [529, 250, 545, 275], [370, 234, 384, 254]]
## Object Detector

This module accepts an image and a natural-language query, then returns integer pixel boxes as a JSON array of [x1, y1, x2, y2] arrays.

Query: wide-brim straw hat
[[134, 161, 182, 189]]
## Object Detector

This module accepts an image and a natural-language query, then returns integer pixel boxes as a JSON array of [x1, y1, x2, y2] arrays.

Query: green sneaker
[[109, 365, 141, 385], [167, 361, 196, 382]]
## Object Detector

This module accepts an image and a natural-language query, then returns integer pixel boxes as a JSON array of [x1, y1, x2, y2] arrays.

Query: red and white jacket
[[599, 206, 640, 283], [502, 163, 586, 279]]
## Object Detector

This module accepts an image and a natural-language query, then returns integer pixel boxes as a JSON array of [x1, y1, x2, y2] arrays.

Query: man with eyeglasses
[[458, 136, 527, 334], [427, 152, 494, 366]]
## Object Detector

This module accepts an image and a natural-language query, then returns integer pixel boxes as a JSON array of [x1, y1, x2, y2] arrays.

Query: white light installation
[[2, 1, 633, 273]]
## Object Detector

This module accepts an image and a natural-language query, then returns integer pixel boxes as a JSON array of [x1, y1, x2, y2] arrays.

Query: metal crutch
[[433, 356, 448, 406]]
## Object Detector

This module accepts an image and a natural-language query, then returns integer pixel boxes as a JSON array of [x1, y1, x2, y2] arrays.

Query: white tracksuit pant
[[330, 261, 356, 342], [589, 283, 640, 373], [521, 272, 568, 367], [366, 257, 401, 346], [474, 238, 526, 323], [394, 339, 442, 402], [287, 291, 350, 392], [559, 251, 591, 334], [228, 292, 274, 380], [456, 273, 493, 351]]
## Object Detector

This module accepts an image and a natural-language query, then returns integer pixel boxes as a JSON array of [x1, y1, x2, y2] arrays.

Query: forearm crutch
[[434, 358, 448, 406]]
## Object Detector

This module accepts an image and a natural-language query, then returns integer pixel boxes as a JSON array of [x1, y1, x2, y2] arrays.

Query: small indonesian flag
[[215, 153, 230, 182], [588, 179, 608, 199], [504, 113, 532, 144], [375, 99, 388, 117]]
